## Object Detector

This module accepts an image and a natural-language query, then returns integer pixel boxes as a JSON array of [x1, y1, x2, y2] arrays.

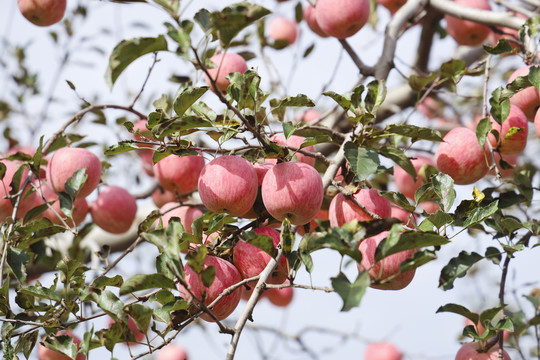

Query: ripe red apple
[[41, 185, 89, 227], [268, 17, 298, 45], [444, 0, 492, 46], [488, 105, 528, 154], [157, 344, 189, 360], [90, 186, 137, 234], [364, 342, 403, 360], [261, 161, 323, 226], [393, 155, 435, 200], [233, 227, 289, 285], [131, 119, 155, 148], [266, 280, 294, 307], [535, 108, 540, 137], [455, 342, 510, 360], [329, 189, 391, 227], [38, 330, 85, 360], [377, 0, 407, 15], [252, 161, 274, 186], [204, 53, 248, 92], [508, 65, 540, 121], [198, 156, 258, 217], [0, 160, 26, 221], [488, 152, 518, 178], [268, 134, 316, 167], [179, 255, 242, 322], [151, 187, 177, 208], [296, 109, 322, 124], [154, 154, 205, 195], [420, 201, 440, 214], [315, 0, 371, 39], [18, 0, 66, 27], [108, 316, 146, 345], [47, 147, 102, 199], [434, 127, 488, 185], [159, 203, 202, 233], [296, 209, 329, 235], [303, 5, 328, 37], [357, 231, 416, 290], [390, 206, 416, 227]]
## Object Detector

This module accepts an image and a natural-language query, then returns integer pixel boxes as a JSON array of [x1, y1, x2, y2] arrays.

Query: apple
[[303, 5, 328, 38], [420, 201, 440, 214], [296, 109, 322, 124], [488, 152, 518, 178], [377, 0, 407, 15], [535, 108, 540, 137], [138, 150, 155, 177], [179, 255, 243, 322], [329, 189, 391, 227], [508, 65, 540, 121], [364, 342, 403, 360], [0, 160, 26, 221], [315, 0, 371, 39], [444, 0, 492, 46], [41, 185, 89, 227], [157, 344, 189, 360], [265, 280, 294, 307], [357, 231, 416, 290], [47, 147, 102, 199], [464, 316, 511, 342], [90, 186, 137, 234], [296, 209, 329, 235], [268, 17, 298, 45], [417, 97, 443, 119], [488, 105, 528, 154], [158, 203, 202, 233], [390, 206, 416, 227], [131, 119, 155, 148], [38, 330, 85, 360], [151, 187, 178, 208], [252, 161, 274, 186], [108, 316, 146, 345], [154, 153, 205, 195], [434, 127, 489, 185], [268, 134, 316, 167], [198, 156, 258, 217], [455, 342, 510, 360], [261, 161, 323, 226], [233, 227, 289, 285], [393, 155, 435, 200], [18, 0, 66, 27], [204, 53, 248, 92]]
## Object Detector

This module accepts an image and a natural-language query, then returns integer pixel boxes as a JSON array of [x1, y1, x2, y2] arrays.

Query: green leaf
[[120, 273, 176, 295], [440, 59, 466, 84], [151, 116, 213, 138], [432, 173, 455, 212], [243, 232, 276, 257], [379, 191, 416, 212], [475, 116, 491, 147], [6, 247, 29, 282], [425, 210, 453, 229], [379, 146, 415, 181], [41, 333, 81, 360], [483, 38, 513, 55], [344, 142, 380, 181], [173, 86, 208, 116], [399, 249, 437, 273], [282, 122, 296, 139], [270, 94, 315, 122], [529, 65, 540, 92], [185, 246, 207, 274], [375, 230, 449, 262], [439, 251, 483, 290], [104, 142, 140, 155], [414, 183, 438, 205], [436, 303, 479, 324], [462, 201, 499, 229], [384, 124, 443, 142], [19, 285, 61, 302], [125, 303, 152, 336], [91, 275, 124, 290], [322, 91, 351, 111], [365, 80, 386, 115], [105, 35, 168, 88], [280, 218, 295, 255], [201, 266, 216, 288], [64, 167, 88, 199], [489, 87, 511, 125], [96, 290, 125, 320], [331, 272, 370, 312]]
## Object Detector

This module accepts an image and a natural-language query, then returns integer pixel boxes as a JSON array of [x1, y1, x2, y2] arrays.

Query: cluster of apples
[[17, 0, 66, 27]]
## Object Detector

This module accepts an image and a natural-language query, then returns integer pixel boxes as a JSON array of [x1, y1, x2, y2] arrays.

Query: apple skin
[[90, 186, 137, 234], [393, 155, 435, 200], [265, 280, 294, 307], [268, 134, 316, 167], [41, 185, 89, 227], [38, 330, 85, 360], [261, 161, 323, 226], [464, 317, 511, 342], [488, 152, 518, 178], [357, 231, 416, 290], [158, 203, 202, 233], [434, 127, 488, 185], [108, 316, 146, 345], [252, 162, 274, 186], [390, 207, 416, 227], [154, 154, 205, 195], [377, 0, 407, 15], [18, 0, 66, 27], [268, 17, 298, 45], [233, 227, 289, 285], [151, 187, 178, 208], [488, 105, 528, 154], [198, 156, 258, 217], [535, 108, 540, 138], [157, 344, 189, 360], [296, 109, 322, 124], [303, 5, 328, 38], [364, 342, 403, 360], [444, 0, 492, 46], [508, 65, 540, 121], [455, 342, 511, 360], [204, 53, 248, 92], [296, 209, 329, 235], [0, 160, 25, 221], [179, 255, 243, 322], [47, 148, 102, 199], [315, 0, 371, 39], [420, 201, 440, 214], [329, 189, 391, 227]]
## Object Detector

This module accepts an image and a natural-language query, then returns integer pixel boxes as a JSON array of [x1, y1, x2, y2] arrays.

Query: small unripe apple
[[108, 316, 146, 345], [329, 189, 391, 227], [455, 342, 510, 360], [444, 0, 492, 46], [434, 127, 488, 185], [47, 147, 102, 199], [179, 255, 243, 322], [198, 156, 258, 217], [204, 53, 248, 92], [41, 185, 89, 227], [154, 154, 205, 195], [265, 280, 294, 307], [37, 330, 85, 360], [315, 0, 371, 39], [268, 17, 298, 45], [90, 186, 137, 234], [268, 134, 316, 167], [508, 65, 540, 121], [303, 5, 328, 37], [364, 342, 403, 360], [393, 155, 435, 200], [18, 0, 66, 27], [261, 161, 324, 225], [157, 344, 189, 360], [488, 105, 528, 154], [159, 203, 202, 233]]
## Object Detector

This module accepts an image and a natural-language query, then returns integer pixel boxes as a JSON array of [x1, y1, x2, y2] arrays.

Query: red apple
[[329, 189, 391, 227], [364, 342, 403, 360], [377, 0, 407, 15], [488, 105, 528, 154], [157, 344, 189, 360], [296, 209, 329, 235], [159, 203, 202, 233], [455, 342, 510, 360], [420, 201, 440, 214], [198, 155, 258, 217], [434, 127, 488, 185], [131, 119, 155, 148], [464, 316, 511, 342], [315, 0, 371, 39], [393, 155, 435, 200], [252, 161, 274, 186], [108, 316, 146, 345], [357, 231, 416, 290], [204, 53, 248, 92], [261, 161, 323, 225], [18, 0, 66, 27], [488, 152, 518, 178], [38, 330, 85, 360], [535, 108, 540, 137], [390, 207, 416, 227], [268, 134, 316, 167], [444, 0, 492, 46], [265, 280, 294, 307], [508, 65, 540, 121], [154, 154, 205, 195], [179, 255, 243, 322], [268, 17, 298, 45], [47, 147, 102, 199], [41, 185, 89, 227], [90, 186, 137, 234], [138, 150, 155, 177], [303, 5, 328, 38], [151, 187, 177, 208], [296, 109, 322, 124], [0, 160, 26, 221], [233, 227, 289, 285]]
